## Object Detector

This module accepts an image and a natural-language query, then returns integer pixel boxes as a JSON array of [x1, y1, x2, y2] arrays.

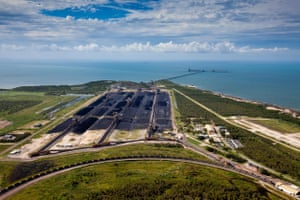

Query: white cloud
[[33, 0, 109, 10], [0, 44, 25, 51], [1, 41, 288, 54], [74, 43, 99, 51], [0, 0, 297, 61], [65, 15, 74, 21]]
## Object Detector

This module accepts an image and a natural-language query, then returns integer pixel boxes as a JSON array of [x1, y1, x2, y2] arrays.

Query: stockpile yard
[[109, 91, 155, 142], [153, 91, 172, 131], [42, 89, 173, 151]]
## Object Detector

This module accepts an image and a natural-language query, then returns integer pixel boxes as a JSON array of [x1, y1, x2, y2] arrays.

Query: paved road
[[0, 156, 279, 200]]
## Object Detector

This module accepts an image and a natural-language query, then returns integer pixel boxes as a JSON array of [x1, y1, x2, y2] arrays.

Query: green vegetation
[[173, 89, 223, 125], [8, 160, 54, 184], [8, 161, 283, 200], [0, 144, 209, 188], [0, 145, 11, 153], [236, 131, 300, 180], [12, 80, 150, 95], [159, 80, 300, 125], [187, 137, 201, 145], [12, 80, 114, 95], [0, 91, 76, 135], [205, 146, 223, 154], [225, 153, 247, 163], [171, 83, 300, 182], [250, 119, 300, 133], [0, 100, 42, 115], [205, 146, 246, 163]]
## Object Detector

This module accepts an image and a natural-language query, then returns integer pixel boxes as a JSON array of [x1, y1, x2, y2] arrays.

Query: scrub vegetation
[[171, 82, 300, 182], [0, 100, 42, 115], [11, 80, 150, 95], [0, 144, 209, 188], [8, 161, 282, 200], [0, 91, 76, 135], [159, 80, 300, 125]]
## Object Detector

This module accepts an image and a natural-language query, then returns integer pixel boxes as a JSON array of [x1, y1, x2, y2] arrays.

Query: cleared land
[[109, 129, 146, 142], [9, 133, 60, 159], [233, 117, 300, 148], [249, 118, 300, 133], [7, 161, 283, 200], [0, 120, 12, 129]]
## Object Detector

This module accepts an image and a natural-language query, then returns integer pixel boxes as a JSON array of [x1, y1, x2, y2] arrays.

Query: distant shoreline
[[1, 79, 299, 116], [0, 61, 299, 110], [184, 84, 300, 117]]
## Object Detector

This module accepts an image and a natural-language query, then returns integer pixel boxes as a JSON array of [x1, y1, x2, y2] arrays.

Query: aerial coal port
[[41, 89, 173, 152]]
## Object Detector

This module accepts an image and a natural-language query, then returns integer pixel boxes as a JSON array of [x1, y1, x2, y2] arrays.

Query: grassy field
[[187, 137, 201, 145], [0, 91, 76, 135], [0, 143, 209, 188], [172, 86, 300, 183], [7, 161, 285, 200], [0, 145, 12, 153], [250, 119, 300, 133]]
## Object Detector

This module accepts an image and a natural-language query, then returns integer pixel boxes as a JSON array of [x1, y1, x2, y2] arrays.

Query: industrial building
[[275, 182, 300, 197]]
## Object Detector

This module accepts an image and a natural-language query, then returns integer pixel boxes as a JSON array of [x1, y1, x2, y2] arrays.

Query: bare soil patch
[[0, 120, 12, 129], [109, 129, 147, 142]]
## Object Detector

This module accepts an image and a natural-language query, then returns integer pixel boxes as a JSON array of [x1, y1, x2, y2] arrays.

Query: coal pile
[[75, 106, 94, 116], [48, 118, 73, 133], [72, 117, 98, 134]]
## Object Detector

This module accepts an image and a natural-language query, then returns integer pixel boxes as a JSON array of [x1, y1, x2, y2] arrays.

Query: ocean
[[0, 61, 299, 110]]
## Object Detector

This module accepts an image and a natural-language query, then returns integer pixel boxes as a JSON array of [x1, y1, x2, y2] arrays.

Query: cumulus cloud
[[74, 43, 99, 51], [65, 15, 74, 21], [1, 41, 288, 54], [0, 0, 297, 61]]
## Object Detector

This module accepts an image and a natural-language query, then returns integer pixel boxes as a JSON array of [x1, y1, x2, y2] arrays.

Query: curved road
[[0, 156, 279, 200]]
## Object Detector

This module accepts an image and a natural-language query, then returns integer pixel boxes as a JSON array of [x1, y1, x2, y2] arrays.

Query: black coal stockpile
[[89, 118, 114, 130], [115, 101, 127, 108], [94, 107, 108, 117], [73, 117, 98, 134], [133, 95, 144, 107], [89, 96, 106, 107], [48, 118, 73, 133], [75, 106, 94, 116]]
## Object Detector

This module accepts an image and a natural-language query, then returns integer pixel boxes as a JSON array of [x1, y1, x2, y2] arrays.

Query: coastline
[[1, 79, 299, 118], [1, 61, 300, 110], [184, 84, 300, 118]]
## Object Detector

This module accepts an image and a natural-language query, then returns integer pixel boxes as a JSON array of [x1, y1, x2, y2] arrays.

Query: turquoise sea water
[[0, 61, 299, 110]]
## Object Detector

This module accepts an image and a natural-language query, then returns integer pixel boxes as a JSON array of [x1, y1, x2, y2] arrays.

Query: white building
[[205, 124, 217, 136], [275, 182, 300, 197]]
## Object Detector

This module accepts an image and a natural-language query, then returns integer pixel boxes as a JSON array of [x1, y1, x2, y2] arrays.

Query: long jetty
[[166, 72, 200, 80], [165, 68, 228, 81]]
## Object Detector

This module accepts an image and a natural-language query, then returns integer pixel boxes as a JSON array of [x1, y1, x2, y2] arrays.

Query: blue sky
[[0, 0, 299, 61]]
